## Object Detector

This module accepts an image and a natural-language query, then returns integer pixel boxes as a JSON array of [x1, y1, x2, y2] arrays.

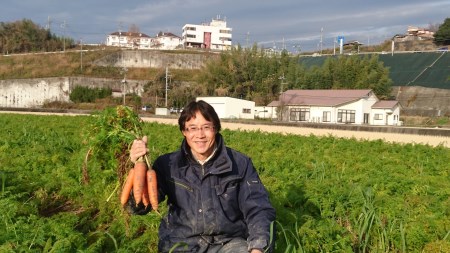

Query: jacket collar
[[179, 133, 232, 175]]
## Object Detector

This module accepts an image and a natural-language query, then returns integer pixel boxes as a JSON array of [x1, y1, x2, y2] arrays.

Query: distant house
[[393, 26, 435, 42], [371, 100, 401, 126], [152, 32, 182, 50], [196, 97, 255, 119], [271, 89, 401, 125], [106, 32, 153, 49]]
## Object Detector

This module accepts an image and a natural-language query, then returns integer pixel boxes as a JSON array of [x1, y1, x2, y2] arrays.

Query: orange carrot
[[120, 168, 135, 205], [146, 168, 158, 211], [133, 160, 147, 205], [141, 182, 150, 207]]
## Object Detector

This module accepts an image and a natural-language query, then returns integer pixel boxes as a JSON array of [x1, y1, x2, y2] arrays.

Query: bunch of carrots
[[85, 105, 158, 212], [120, 152, 158, 211]]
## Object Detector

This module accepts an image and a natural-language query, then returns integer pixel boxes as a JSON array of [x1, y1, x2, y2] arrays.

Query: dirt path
[[141, 117, 450, 148], [2, 110, 448, 148]]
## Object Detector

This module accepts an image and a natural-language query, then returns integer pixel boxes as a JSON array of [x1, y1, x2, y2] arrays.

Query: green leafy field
[[1, 113, 449, 252]]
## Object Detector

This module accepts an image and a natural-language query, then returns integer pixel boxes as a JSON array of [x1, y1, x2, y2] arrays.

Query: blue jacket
[[129, 134, 276, 252]]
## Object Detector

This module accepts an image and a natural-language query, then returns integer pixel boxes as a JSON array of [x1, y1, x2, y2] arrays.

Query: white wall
[[197, 97, 255, 119], [255, 106, 277, 119], [372, 106, 401, 126], [156, 36, 181, 50], [0, 78, 70, 108]]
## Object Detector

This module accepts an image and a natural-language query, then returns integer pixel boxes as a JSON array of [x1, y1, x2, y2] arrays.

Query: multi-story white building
[[182, 16, 232, 51], [106, 32, 153, 49]]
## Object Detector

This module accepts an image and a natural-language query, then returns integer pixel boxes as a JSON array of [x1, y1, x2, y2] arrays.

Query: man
[[129, 100, 276, 253]]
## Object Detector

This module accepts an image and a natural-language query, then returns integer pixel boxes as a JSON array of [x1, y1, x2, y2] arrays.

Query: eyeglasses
[[185, 124, 215, 134]]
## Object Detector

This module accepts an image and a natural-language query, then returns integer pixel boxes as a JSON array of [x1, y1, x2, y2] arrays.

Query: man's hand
[[130, 136, 148, 163], [250, 249, 263, 253]]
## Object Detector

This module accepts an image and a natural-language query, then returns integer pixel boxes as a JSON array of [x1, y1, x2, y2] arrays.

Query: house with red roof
[[268, 89, 401, 126]]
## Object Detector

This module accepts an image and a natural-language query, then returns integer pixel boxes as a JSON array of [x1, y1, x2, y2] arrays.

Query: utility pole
[[333, 37, 336, 55], [279, 73, 286, 94], [118, 22, 123, 47], [46, 16, 52, 30], [165, 66, 171, 108], [320, 27, 323, 55], [246, 32, 250, 48], [62, 20, 66, 52], [121, 67, 128, 105], [80, 39, 83, 72]]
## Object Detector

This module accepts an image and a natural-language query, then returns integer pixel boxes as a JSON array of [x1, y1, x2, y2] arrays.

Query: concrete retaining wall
[[393, 86, 450, 116], [0, 77, 148, 108], [0, 78, 70, 108], [94, 50, 217, 69]]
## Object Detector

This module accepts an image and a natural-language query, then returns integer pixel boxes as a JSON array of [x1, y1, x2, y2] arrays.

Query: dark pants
[[162, 237, 249, 253], [199, 237, 248, 253]]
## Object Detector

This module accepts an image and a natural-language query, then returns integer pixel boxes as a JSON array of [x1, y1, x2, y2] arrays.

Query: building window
[[242, 108, 251, 114], [374, 114, 383, 120], [187, 34, 196, 38], [185, 27, 196, 31], [220, 29, 231, 34], [323, 111, 331, 122], [337, 109, 355, 123], [290, 108, 310, 122], [219, 37, 232, 42]]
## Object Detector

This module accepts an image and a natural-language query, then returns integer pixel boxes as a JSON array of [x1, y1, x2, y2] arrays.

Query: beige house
[[106, 32, 153, 49], [269, 89, 401, 126], [152, 32, 182, 50]]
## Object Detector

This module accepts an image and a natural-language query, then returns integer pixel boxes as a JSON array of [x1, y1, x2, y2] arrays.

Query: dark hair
[[178, 100, 221, 132]]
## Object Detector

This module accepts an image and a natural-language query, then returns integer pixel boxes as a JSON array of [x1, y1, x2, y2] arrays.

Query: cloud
[[2, 0, 449, 51]]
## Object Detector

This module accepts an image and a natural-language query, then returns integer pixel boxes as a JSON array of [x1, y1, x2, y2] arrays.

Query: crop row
[[0, 113, 449, 252]]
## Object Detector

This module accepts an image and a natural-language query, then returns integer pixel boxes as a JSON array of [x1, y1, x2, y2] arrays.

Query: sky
[[2, 0, 449, 52]]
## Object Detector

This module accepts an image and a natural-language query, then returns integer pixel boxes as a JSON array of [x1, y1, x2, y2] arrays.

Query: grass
[[0, 47, 200, 81]]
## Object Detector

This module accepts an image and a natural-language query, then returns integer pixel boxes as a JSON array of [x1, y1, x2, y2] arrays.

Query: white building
[[196, 97, 255, 119], [273, 89, 401, 126], [153, 32, 182, 50], [182, 16, 232, 51], [106, 32, 153, 49], [254, 105, 278, 119], [371, 100, 402, 126]]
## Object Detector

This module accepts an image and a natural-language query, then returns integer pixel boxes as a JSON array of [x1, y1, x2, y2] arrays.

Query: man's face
[[182, 111, 216, 161]]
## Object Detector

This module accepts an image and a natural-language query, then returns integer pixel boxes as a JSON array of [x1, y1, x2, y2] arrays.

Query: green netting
[[298, 52, 450, 89]]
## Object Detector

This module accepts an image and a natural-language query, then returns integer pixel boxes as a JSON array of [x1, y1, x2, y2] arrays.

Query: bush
[[70, 86, 112, 103]]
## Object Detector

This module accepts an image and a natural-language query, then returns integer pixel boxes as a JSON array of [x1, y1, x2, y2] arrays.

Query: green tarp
[[299, 52, 450, 89]]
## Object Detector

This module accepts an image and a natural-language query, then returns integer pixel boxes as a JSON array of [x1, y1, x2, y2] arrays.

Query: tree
[[0, 19, 73, 54], [434, 18, 450, 45], [198, 45, 392, 104], [128, 24, 140, 33]]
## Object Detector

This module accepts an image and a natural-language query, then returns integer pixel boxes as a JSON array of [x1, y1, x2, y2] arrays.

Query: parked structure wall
[[197, 97, 255, 119]]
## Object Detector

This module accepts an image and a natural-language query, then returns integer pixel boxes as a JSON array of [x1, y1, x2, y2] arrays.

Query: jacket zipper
[[171, 179, 193, 192]]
